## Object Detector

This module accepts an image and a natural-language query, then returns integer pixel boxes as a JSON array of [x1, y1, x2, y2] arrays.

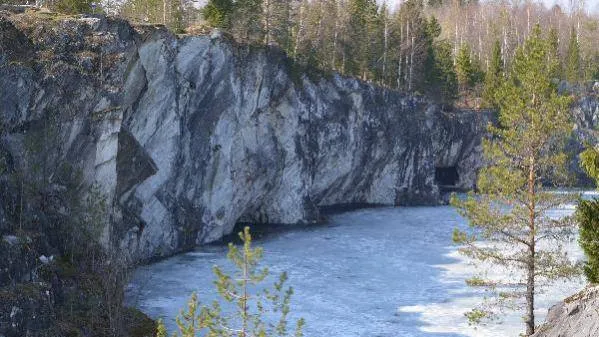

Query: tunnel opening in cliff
[[435, 166, 459, 188]]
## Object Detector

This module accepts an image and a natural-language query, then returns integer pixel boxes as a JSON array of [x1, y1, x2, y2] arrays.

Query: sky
[[385, 0, 599, 13], [193, 0, 599, 13], [542, 0, 599, 13]]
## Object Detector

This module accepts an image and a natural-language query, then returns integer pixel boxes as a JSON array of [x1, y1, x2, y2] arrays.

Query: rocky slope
[[532, 285, 599, 337], [0, 10, 491, 263]]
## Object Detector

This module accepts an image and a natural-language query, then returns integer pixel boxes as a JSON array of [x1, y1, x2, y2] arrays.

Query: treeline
[[6, 0, 599, 104], [183, 0, 464, 102], [113, 0, 599, 104], [431, 0, 599, 85], [129, 0, 599, 105]]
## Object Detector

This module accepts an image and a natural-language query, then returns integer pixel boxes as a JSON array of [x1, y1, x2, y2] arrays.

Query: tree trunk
[[382, 17, 388, 86], [315, 0, 324, 53], [454, 21, 458, 65], [503, 26, 508, 69], [525, 155, 537, 336], [263, 0, 270, 45], [409, 35, 414, 91], [405, 21, 410, 86], [397, 21, 403, 90], [241, 247, 249, 337], [527, 5, 530, 35], [342, 49, 346, 75], [332, 0, 339, 70]]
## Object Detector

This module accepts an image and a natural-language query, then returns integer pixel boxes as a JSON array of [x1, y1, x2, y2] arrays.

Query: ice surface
[[126, 200, 588, 337]]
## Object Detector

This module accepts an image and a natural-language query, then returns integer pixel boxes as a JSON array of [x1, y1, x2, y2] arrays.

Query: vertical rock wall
[[0, 13, 485, 261]]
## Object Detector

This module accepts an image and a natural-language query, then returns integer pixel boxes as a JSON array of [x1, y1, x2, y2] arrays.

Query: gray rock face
[[569, 94, 599, 185], [532, 286, 599, 337], [0, 13, 486, 262]]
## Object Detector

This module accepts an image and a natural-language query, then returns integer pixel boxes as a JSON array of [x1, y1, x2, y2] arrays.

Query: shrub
[[577, 199, 599, 283], [160, 226, 305, 337]]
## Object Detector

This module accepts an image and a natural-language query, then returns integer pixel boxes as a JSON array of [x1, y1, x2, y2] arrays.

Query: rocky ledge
[[532, 285, 599, 337]]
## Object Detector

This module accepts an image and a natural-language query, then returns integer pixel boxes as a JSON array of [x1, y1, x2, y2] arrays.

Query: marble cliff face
[[0, 12, 502, 262]]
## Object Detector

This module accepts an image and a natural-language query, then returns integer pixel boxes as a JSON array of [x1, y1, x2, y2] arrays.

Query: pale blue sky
[[194, 0, 599, 14], [385, 0, 599, 13], [541, 0, 599, 13]]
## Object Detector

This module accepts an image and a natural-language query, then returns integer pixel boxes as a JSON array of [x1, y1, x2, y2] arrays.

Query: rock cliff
[[532, 285, 599, 337], [0, 11, 485, 262]]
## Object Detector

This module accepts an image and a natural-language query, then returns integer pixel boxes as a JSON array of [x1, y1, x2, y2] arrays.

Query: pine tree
[[548, 28, 562, 79], [162, 227, 305, 337], [231, 0, 264, 43], [578, 147, 599, 284], [53, 0, 93, 14], [424, 15, 441, 42], [455, 43, 474, 93], [422, 16, 456, 103], [346, 0, 378, 79], [120, 0, 163, 24], [482, 40, 503, 108], [269, 0, 292, 50], [577, 198, 599, 284], [583, 52, 599, 81], [169, 0, 185, 33], [202, 0, 234, 28], [451, 25, 578, 337], [431, 40, 458, 102], [378, 3, 391, 85], [566, 27, 581, 84]]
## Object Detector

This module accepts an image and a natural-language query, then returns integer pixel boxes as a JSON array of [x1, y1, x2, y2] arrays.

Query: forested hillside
[[4, 0, 597, 105]]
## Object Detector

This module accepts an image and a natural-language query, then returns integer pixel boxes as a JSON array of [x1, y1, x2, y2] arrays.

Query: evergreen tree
[[431, 40, 458, 102], [548, 28, 562, 78], [231, 0, 264, 43], [120, 0, 163, 24], [577, 198, 599, 284], [422, 16, 456, 103], [424, 15, 441, 41], [566, 27, 581, 84], [578, 147, 599, 284], [455, 44, 473, 92], [427, 0, 444, 7], [53, 0, 94, 14], [262, 0, 292, 46], [346, 0, 378, 79], [482, 40, 503, 108], [202, 0, 234, 28], [423, 16, 439, 90], [269, 0, 292, 50], [451, 25, 578, 336], [583, 52, 599, 81], [158, 227, 305, 337], [377, 3, 391, 84], [170, 0, 185, 33]]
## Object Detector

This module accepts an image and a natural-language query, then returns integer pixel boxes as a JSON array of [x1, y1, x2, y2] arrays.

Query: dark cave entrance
[[435, 166, 459, 189]]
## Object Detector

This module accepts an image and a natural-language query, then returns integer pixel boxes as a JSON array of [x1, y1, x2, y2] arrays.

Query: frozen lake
[[126, 200, 589, 337]]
